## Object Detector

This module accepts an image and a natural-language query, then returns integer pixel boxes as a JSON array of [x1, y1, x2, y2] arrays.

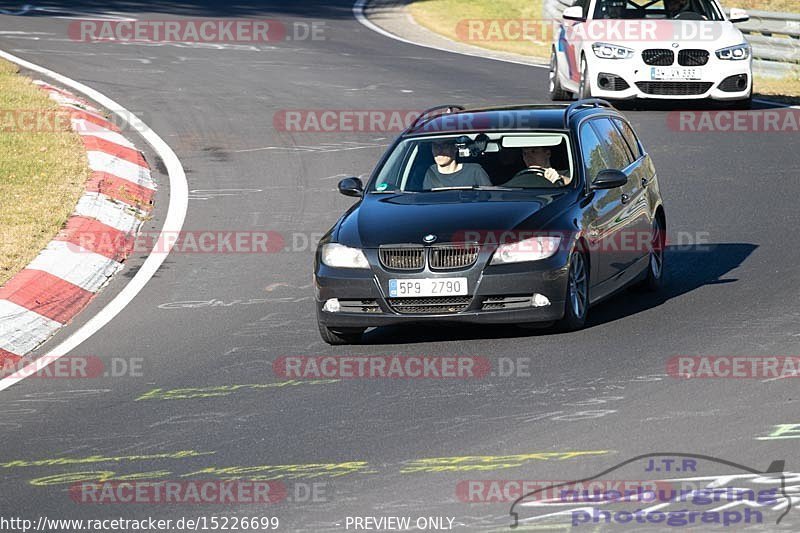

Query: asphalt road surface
[[1, 1, 799, 531]]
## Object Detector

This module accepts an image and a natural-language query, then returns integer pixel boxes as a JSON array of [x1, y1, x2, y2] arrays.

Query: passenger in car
[[422, 140, 492, 189]]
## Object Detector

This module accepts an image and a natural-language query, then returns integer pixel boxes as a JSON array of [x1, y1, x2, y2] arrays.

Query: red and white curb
[[0, 82, 156, 368]]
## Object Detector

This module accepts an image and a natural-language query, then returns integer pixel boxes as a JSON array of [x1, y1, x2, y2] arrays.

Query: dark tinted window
[[590, 118, 633, 169], [579, 122, 609, 181], [613, 118, 643, 159]]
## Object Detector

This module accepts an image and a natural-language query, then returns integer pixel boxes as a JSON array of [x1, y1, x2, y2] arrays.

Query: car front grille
[[379, 246, 424, 270], [338, 299, 381, 313], [379, 243, 480, 271], [642, 49, 674, 66], [429, 244, 480, 270], [635, 81, 713, 96], [678, 49, 709, 66], [388, 296, 471, 314]]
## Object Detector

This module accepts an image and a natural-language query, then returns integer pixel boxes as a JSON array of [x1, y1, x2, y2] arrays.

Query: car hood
[[587, 20, 746, 49], [334, 190, 569, 248]]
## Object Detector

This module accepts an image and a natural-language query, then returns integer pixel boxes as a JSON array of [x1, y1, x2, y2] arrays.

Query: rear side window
[[579, 122, 610, 181], [590, 118, 633, 169], [613, 118, 643, 160]]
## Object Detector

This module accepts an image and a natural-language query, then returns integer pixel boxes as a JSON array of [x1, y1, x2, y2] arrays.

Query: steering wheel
[[508, 168, 564, 187]]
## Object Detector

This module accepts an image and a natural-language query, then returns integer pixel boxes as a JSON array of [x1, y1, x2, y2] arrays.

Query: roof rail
[[564, 98, 615, 127], [405, 104, 466, 134]]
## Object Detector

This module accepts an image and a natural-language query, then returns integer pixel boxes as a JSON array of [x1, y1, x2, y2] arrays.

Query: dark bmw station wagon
[[314, 99, 666, 344]]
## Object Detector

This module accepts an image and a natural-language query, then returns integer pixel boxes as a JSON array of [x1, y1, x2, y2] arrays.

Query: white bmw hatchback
[[550, 0, 753, 107]]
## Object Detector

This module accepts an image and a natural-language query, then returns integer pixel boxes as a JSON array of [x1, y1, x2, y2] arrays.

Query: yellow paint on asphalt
[[135, 379, 339, 401], [0, 450, 214, 469], [400, 451, 610, 473], [181, 461, 374, 480], [30, 470, 173, 486]]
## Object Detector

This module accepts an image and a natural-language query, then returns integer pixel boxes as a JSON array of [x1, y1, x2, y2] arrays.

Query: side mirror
[[338, 177, 363, 197], [563, 6, 586, 22], [729, 8, 749, 23], [592, 169, 628, 190]]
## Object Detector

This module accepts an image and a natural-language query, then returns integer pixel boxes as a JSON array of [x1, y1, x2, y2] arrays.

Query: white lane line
[[0, 301, 63, 355], [0, 49, 188, 392], [26, 241, 122, 293], [352, 0, 547, 69]]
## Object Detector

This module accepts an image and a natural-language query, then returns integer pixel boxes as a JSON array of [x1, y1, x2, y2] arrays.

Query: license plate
[[389, 278, 468, 298], [650, 67, 700, 80]]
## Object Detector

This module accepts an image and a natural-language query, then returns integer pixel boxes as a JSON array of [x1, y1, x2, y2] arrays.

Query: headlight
[[490, 236, 562, 265], [716, 43, 750, 60], [592, 42, 634, 59], [321, 243, 369, 269]]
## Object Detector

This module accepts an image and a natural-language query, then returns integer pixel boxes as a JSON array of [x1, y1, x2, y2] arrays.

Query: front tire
[[639, 217, 665, 292], [549, 49, 572, 101], [578, 56, 592, 99], [557, 249, 589, 331], [318, 321, 365, 345]]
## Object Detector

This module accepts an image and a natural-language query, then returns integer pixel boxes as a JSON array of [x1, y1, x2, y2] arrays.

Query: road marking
[[352, 0, 547, 69], [135, 379, 339, 401], [0, 450, 214, 469], [0, 49, 188, 392]]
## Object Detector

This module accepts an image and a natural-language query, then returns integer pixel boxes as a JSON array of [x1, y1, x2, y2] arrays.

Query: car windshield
[[593, 0, 724, 21], [369, 132, 574, 193]]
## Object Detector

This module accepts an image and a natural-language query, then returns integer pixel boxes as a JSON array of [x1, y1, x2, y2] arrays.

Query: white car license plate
[[650, 67, 700, 81], [389, 278, 468, 298]]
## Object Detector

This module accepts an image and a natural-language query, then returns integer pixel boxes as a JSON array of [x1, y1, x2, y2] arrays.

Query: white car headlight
[[321, 243, 369, 269], [715, 43, 750, 60], [592, 42, 634, 59], [490, 236, 562, 265]]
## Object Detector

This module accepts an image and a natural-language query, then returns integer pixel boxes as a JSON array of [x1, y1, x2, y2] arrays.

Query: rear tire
[[318, 321, 365, 345], [549, 49, 572, 101], [556, 249, 589, 332]]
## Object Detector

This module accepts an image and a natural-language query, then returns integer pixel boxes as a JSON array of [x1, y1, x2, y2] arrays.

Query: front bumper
[[315, 253, 569, 328], [587, 55, 752, 101]]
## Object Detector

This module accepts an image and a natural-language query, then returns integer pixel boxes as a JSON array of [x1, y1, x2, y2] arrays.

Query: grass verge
[[406, 0, 800, 103], [0, 59, 89, 286]]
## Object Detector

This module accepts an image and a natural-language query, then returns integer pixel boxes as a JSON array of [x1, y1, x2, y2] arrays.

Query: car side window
[[590, 118, 633, 169], [612, 118, 643, 160], [579, 122, 610, 182]]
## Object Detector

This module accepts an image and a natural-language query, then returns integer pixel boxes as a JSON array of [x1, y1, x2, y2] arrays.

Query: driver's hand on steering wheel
[[529, 166, 561, 184]]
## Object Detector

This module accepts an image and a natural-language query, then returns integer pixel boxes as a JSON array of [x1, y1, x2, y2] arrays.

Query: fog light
[[531, 293, 550, 307], [323, 298, 340, 312]]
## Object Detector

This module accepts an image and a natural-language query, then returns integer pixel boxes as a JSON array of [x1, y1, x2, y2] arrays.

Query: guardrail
[[542, 0, 799, 78]]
